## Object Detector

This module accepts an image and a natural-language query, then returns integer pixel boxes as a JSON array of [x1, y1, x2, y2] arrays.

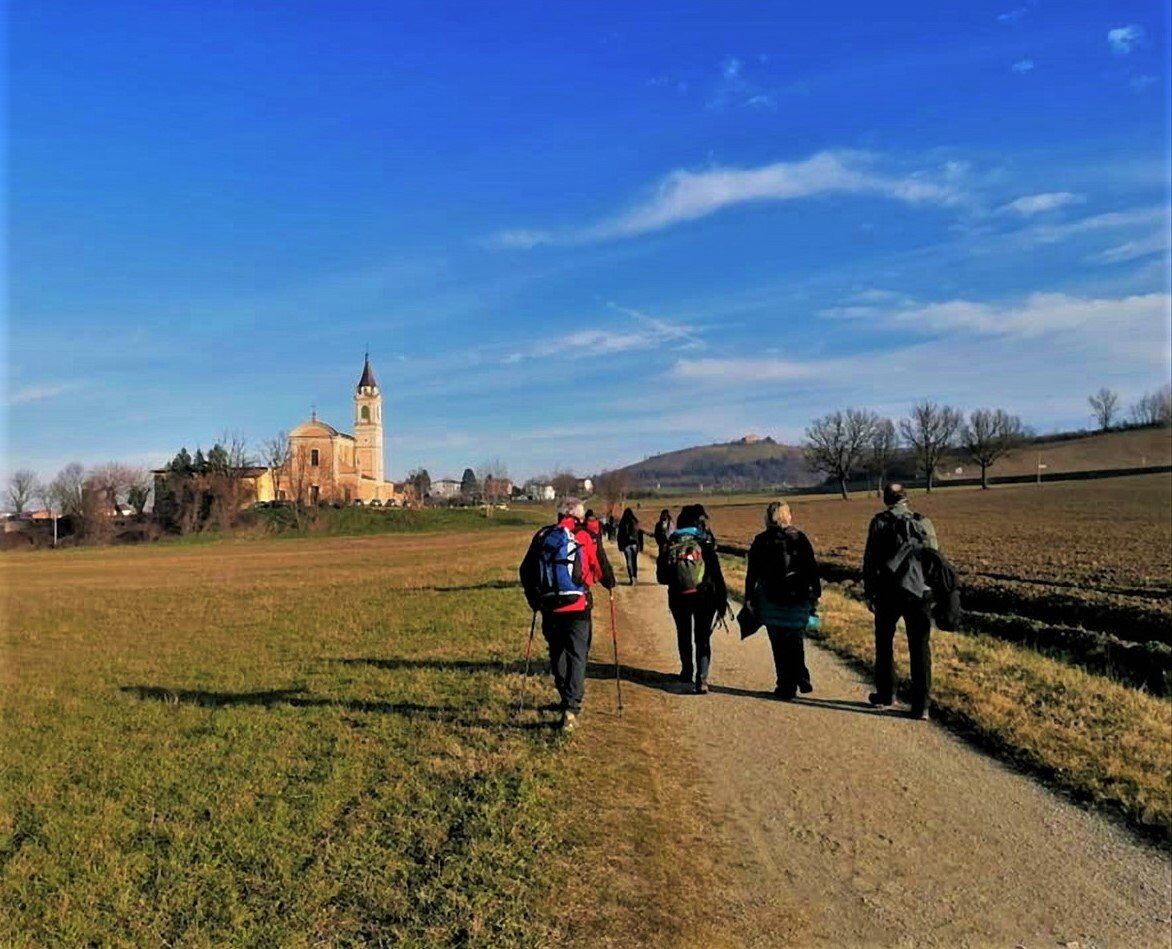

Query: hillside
[[938, 425, 1171, 482], [612, 426, 1170, 492], [615, 436, 817, 490]]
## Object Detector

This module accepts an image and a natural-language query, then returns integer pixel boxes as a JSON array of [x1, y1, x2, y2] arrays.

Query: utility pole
[[1036, 454, 1047, 486]]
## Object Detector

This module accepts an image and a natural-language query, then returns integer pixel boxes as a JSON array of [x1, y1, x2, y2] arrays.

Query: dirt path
[[605, 563, 1171, 947]]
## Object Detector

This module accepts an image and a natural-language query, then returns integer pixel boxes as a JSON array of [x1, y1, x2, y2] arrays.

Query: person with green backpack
[[744, 501, 822, 700], [657, 503, 728, 693]]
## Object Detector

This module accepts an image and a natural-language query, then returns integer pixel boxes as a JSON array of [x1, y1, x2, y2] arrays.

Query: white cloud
[[7, 383, 79, 406], [1017, 205, 1170, 246], [490, 151, 962, 248], [1011, 59, 1035, 73], [842, 291, 1171, 344], [1130, 74, 1157, 92], [673, 357, 817, 383], [502, 307, 702, 364], [997, 8, 1028, 24], [1107, 25, 1144, 55], [1089, 232, 1172, 265], [999, 191, 1083, 216]]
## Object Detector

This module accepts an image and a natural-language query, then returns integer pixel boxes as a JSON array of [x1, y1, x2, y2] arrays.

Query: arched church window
[[361, 406, 370, 422], [311, 449, 320, 467]]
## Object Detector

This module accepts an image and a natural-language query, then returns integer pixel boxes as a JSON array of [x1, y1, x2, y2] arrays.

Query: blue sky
[[6, 1, 1171, 482]]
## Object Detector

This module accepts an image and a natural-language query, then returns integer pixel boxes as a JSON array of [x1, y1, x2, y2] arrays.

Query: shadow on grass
[[120, 685, 551, 730], [414, 579, 522, 593]]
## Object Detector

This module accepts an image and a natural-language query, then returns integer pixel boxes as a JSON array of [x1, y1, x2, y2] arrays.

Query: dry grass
[[721, 556, 1172, 836]]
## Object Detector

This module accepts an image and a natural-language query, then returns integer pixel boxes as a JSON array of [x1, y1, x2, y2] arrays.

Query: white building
[[429, 478, 461, 500]]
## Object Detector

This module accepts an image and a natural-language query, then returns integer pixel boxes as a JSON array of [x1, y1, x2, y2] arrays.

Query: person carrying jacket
[[744, 501, 821, 700], [657, 503, 729, 693], [862, 483, 938, 720], [519, 497, 616, 732], [616, 507, 643, 584], [653, 509, 674, 551]]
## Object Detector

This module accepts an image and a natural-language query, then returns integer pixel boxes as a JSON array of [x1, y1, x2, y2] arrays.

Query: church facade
[[275, 355, 400, 505]]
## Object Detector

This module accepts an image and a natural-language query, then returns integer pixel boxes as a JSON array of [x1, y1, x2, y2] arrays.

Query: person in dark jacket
[[616, 507, 643, 584], [519, 497, 616, 731], [653, 509, 673, 550], [862, 483, 938, 720], [658, 503, 729, 693], [745, 501, 821, 699]]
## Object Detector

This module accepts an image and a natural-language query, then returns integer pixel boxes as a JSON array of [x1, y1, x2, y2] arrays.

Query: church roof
[[290, 419, 355, 440], [357, 353, 378, 390]]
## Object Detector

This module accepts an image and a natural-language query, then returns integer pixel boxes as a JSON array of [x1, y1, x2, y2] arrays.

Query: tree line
[[802, 383, 1171, 500]]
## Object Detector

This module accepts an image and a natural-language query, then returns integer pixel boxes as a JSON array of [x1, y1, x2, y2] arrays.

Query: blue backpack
[[537, 525, 587, 604]]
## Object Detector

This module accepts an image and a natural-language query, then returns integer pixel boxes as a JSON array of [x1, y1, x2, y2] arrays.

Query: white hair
[[558, 497, 585, 519]]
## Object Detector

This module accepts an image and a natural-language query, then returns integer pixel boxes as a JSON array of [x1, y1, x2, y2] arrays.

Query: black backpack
[[877, 511, 931, 597], [758, 528, 808, 604], [922, 547, 962, 630]]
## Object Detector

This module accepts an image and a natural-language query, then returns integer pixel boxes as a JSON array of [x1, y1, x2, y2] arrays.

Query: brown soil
[[602, 557, 1171, 947]]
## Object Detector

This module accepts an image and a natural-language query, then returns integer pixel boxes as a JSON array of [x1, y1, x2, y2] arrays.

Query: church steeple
[[354, 352, 385, 483], [357, 351, 378, 392]]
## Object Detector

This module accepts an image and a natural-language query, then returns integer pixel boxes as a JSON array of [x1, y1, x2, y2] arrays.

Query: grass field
[[1, 528, 762, 945]]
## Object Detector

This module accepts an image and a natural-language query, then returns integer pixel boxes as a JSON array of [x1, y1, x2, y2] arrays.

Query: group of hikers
[[519, 484, 951, 732]]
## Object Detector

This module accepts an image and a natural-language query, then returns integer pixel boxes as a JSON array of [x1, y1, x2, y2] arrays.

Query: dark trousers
[[873, 594, 933, 710], [670, 597, 716, 683], [765, 626, 810, 696], [542, 611, 592, 713], [622, 546, 639, 583]]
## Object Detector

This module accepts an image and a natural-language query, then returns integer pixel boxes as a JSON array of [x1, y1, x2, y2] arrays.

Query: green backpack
[[666, 528, 706, 592]]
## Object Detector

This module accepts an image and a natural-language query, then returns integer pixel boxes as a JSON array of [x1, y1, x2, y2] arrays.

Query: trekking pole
[[608, 591, 624, 716], [516, 611, 537, 715]]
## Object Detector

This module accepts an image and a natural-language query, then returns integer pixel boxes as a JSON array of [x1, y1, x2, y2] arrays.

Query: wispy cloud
[[501, 307, 702, 364], [1107, 25, 1144, 55], [1018, 205, 1170, 245], [1088, 232, 1172, 265], [997, 8, 1029, 24], [706, 55, 777, 111], [999, 191, 1082, 216], [7, 383, 80, 406], [673, 357, 816, 383], [1011, 59, 1035, 73], [1130, 74, 1157, 93], [490, 151, 962, 248]]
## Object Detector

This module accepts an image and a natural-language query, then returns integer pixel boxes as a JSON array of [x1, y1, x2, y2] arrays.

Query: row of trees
[[1088, 384, 1172, 430], [7, 461, 154, 542], [803, 402, 1028, 499]]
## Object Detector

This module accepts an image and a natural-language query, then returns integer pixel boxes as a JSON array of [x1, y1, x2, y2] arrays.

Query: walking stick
[[608, 591, 624, 716], [516, 611, 537, 715]]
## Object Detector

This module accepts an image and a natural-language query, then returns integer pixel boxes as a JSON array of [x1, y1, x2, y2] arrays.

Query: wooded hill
[[611, 426, 1171, 493]]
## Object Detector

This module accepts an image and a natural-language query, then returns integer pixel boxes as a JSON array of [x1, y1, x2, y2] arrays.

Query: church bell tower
[[354, 352, 385, 482]]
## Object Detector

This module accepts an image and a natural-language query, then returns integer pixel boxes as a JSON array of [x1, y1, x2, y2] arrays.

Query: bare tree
[[962, 408, 1027, 489], [127, 471, 153, 518], [595, 469, 630, 512], [866, 419, 898, 498], [8, 469, 39, 515], [1088, 387, 1120, 431], [1130, 385, 1172, 426], [550, 470, 578, 498], [261, 431, 291, 502], [802, 408, 878, 500], [900, 401, 963, 493], [478, 458, 510, 515], [47, 463, 87, 518], [88, 462, 139, 515]]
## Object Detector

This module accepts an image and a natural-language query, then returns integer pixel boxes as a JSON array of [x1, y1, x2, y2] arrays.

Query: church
[[275, 354, 401, 505]]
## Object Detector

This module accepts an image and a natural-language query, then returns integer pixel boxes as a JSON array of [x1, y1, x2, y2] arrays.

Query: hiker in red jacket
[[519, 498, 616, 731]]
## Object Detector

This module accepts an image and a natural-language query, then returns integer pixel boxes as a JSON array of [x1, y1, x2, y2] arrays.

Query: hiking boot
[[677, 669, 694, 683], [868, 692, 894, 708], [695, 678, 709, 695], [798, 679, 814, 694], [909, 706, 929, 721], [773, 686, 796, 701], [561, 711, 579, 733]]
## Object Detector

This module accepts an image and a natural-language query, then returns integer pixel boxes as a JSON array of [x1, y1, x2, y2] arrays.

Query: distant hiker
[[862, 483, 939, 719], [653, 509, 674, 550], [744, 502, 821, 700], [617, 508, 643, 584], [519, 498, 616, 731], [658, 503, 729, 693], [584, 508, 603, 541], [603, 512, 616, 542]]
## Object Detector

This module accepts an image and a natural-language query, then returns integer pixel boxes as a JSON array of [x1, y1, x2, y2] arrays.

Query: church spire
[[357, 351, 378, 391]]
